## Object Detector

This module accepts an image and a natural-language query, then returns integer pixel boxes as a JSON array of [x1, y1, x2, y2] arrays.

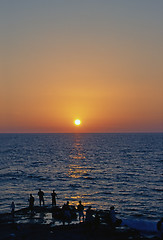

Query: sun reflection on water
[[68, 135, 87, 179], [66, 135, 93, 206]]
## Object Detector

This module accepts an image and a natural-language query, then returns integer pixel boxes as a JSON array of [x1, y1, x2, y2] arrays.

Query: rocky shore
[[0, 206, 160, 240]]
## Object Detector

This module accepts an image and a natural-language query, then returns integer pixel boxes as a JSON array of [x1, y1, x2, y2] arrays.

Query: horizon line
[[0, 132, 162, 134]]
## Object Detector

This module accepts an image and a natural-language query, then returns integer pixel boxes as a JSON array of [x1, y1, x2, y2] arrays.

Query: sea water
[[0, 133, 162, 230]]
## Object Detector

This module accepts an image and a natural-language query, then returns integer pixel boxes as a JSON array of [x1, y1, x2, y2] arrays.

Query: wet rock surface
[[0, 207, 159, 240]]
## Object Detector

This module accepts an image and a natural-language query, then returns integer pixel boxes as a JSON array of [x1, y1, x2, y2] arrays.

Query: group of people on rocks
[[10, 189, 57, 217], [29, 190, 121, 227], [9, 191, 163, 239], [61, 200, 85, 224], [9, 189, 163, 239], [11, 188, 119, 227], [28, 189, 57, 212]]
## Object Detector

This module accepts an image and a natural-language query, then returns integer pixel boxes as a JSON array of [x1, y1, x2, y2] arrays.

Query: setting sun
[[74, 119, 81, 126]]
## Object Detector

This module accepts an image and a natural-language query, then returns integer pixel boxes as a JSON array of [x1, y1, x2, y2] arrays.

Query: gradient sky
[[0, 0, 163, 133]]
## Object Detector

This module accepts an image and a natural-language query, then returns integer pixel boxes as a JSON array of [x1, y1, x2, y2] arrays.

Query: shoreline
[[0, 206, 160, 240]]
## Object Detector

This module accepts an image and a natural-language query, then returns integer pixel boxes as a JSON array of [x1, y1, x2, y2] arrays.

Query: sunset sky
[[0, 1, 163, 133]]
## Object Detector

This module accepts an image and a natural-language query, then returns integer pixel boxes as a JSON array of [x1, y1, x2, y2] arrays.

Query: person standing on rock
[[28, 194, 35, 212], [38, 189, 45, 206], [11, 201, 15, 218], [77, 200, 84, 222], [51, 190, 57, 206]]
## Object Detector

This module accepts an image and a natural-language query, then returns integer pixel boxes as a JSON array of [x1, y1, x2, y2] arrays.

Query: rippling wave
[[0, 133, 162, 221]]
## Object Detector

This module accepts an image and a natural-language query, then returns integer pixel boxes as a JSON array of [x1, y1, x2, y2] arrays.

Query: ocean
[[0, 133, 162, 228]]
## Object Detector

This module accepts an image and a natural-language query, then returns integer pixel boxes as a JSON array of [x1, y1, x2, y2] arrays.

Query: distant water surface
[[0, 133, 162, 222]]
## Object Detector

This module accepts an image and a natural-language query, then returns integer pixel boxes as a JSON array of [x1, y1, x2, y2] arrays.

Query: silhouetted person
[[109, 206, 116, 225], [157, 218, 163, 239], [28, 194, 35, 212], [77, 200, 84, 222], [11, 201, 15, 218], [38, 189, 45, 206], [51, 190, 57, 206], [62, 201, 71, 225], [109, 206, 122, 228]]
